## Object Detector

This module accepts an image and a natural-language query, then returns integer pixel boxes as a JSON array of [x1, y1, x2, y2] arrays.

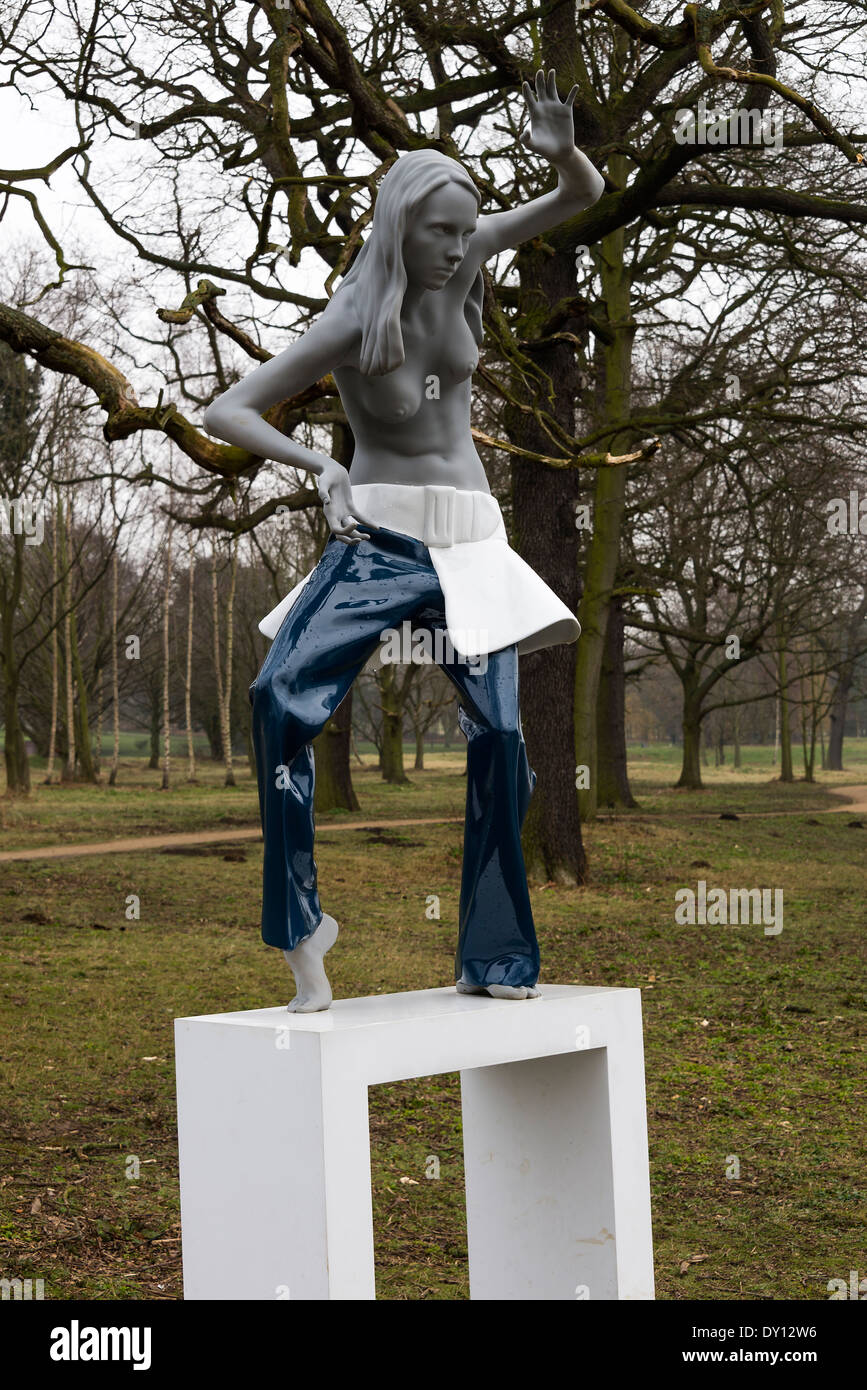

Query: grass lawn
[[0, 743, 865, 1299]]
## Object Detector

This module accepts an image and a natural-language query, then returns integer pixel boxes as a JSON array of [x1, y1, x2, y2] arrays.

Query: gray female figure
[[204, 70, 604, 1012]]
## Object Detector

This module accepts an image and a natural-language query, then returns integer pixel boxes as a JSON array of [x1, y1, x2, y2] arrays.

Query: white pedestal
[[174, 984, 654, 1301]]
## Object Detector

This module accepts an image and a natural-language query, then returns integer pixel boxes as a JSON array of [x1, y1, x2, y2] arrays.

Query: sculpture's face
[[402, 181, 479, 291]]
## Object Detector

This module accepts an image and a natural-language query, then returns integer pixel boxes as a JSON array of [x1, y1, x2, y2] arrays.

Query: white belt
[[350, 482, 504, 547]]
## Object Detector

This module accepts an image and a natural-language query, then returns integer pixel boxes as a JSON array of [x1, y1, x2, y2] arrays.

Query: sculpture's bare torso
[[334, 277, 489, 491]]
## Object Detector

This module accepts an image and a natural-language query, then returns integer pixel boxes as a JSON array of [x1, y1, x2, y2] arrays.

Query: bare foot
[[456, 980, 541, 1000], [283, 912, 339, 1013]]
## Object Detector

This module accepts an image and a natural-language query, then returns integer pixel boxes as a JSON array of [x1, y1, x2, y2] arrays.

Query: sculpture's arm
[[469, 69, 605, 261], [203, 304, 357, 476], [204, 301, 378, 542]]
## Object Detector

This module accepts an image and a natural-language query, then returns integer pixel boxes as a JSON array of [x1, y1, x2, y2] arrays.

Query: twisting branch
[[686, 2, 865, 165], [157, 279, 272, 361], [471, 428, 661, 470]]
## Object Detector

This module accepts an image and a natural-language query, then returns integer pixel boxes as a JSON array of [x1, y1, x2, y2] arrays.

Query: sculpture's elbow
[[586, 170, 606, 206], [203, 399, 229, 440]]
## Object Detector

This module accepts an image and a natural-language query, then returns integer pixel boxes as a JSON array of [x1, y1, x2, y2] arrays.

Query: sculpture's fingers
[[347, 504, 381, 530], [521, 79, 535, 107], [333, 512, 363, 543], [547, 68, 557, 98], [566, 83, 579, 107], [342, 511, 370, 539], [534, 68, 545, 99]]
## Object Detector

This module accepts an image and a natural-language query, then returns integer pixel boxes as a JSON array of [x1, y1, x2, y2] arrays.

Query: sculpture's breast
[[435, 317, 479, 384], [359, 364, 424, 422]]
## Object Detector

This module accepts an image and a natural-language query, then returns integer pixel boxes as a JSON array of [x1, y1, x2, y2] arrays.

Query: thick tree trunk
[[314, 689, 361, 812], [379, 662, 409, 784], [414, 726, 424, 771], [676, 668, 703, 789], [2, 672, 30, 794], [574, 157, 636, 822], [504, 7, 586, 883], [827, 670, 850, 770], [596, 593, 637, 808]]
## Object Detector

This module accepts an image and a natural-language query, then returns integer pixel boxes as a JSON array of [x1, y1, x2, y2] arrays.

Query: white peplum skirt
[[258, 482, 580, 660]]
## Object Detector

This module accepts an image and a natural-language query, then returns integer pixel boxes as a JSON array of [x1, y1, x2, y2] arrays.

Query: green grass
[[0, 744, 865, 1299], [3, 740, 866, 853]]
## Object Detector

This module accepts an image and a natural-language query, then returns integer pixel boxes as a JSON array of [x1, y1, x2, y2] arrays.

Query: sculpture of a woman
[[204, 70, 605, 1012]]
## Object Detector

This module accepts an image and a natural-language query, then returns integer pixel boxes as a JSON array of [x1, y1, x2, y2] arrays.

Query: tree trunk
[[676, 668, 703, 789], [222, 532, 238, 787], [212, 542, 236, 787], [45, 498, 59, 785], [379, 662, 409, 784], [503, 4, 587, 883], [147, 702, 160, 768], [185, 547, 197, 782], [828, 668, 852, 771], [777, 635, 794, 783], [574, 155, 636, 822], [94, 665, 103, 778], [59, 498, 77, 781], [314, 689, 361, 811], [108, 546, 120, 785], [414, 726, 425, 771], [69, 604, 97, 783], [161, 524, 172, 791], [733, 708, 742, 768], [2, 670, 30, 794], [595, 593, 637, 808], [0, 525, 30, 792]]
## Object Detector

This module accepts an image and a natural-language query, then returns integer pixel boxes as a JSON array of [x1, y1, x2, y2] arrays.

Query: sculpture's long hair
[[332, 149, 484, 377]]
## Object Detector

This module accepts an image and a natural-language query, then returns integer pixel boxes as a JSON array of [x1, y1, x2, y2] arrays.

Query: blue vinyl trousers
[[249, 524, 540, 990]]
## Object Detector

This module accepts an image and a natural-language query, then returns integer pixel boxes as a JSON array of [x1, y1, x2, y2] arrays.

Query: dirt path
[[0, 816, 463, 864], [819, 783, 867, 815], [650, 785, 867, 821], [2, 786, 865, 864]]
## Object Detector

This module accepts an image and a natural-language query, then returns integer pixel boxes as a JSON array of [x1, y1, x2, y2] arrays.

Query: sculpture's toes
[[485, 983, 542, 1000], [456, 980, 541, 1000], [288, 987, 332, 1013]]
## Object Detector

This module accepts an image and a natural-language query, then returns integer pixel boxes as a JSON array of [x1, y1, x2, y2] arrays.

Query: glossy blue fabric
[[249, 524, 540, 990]]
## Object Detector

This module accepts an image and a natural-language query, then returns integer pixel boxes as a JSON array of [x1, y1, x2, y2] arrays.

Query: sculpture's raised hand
[[519, 68, 579, 164]]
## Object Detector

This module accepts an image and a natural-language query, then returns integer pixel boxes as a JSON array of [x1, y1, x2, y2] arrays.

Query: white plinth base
[[174, 984, 654, 1301]]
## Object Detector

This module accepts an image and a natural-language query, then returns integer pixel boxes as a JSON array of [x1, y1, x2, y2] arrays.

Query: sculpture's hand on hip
[[317, 461, 380, 545]]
